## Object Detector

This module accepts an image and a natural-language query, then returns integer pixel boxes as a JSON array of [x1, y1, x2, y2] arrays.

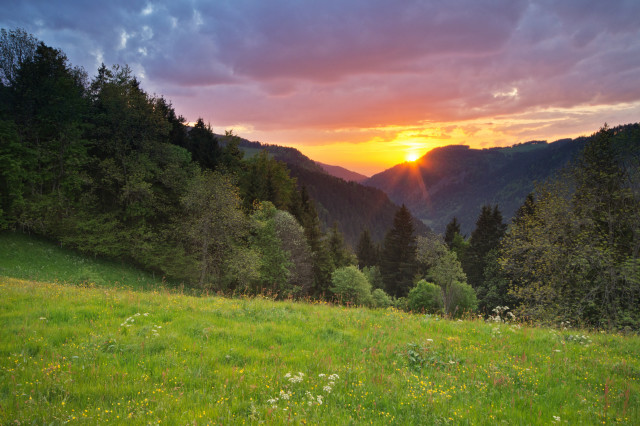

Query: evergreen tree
[[356, 228, 379, 268], [381, 204, 417, 297], [444, 217, 461, 248], [186, 118, 220, 170], [463, 205, 506, 289], [327, 222, 355, 269]]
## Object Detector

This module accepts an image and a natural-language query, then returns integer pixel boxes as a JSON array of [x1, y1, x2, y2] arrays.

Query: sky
[[2, 0, 640, 176]]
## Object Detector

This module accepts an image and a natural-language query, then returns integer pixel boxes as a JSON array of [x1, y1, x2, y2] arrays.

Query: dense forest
[[0, 29, 424, 305], [217, 135, 430, 246], [1, 28, 639, 329]]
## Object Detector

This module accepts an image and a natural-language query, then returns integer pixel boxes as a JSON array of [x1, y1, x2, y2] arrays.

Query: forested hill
[[315, 162, 369, 183], [365, 124, 640, 234], [218, 135, 430, 245]]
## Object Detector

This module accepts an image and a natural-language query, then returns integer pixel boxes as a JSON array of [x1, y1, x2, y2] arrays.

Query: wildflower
[[318, 373, 326, 378], [317, 395, 323, 405], [323, 385, 332, 393], [328, 374, 339, 381]]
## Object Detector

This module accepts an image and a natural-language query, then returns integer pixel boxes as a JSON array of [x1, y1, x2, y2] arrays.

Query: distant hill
[[218, 136, 430, 246], [364, 124, 640, 234], [364, 138, 586, 234], [315, 162, 369, 183]]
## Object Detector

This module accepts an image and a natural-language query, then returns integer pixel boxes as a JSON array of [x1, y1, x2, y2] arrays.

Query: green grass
[[1, 233, 639, 424], [0, 232, 169, 290]]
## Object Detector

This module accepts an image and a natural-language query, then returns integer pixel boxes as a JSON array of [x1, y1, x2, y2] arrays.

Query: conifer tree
[[381, 204, 417, 297], [462, 205, 506, 289], [444, 217, 461, 248], [356, 228, 379, 268]]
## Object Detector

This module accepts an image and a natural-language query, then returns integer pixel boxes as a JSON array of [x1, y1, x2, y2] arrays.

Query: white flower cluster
[[488, 306, 516, 323], [565, 334, 593, 347], [285, 372, 305, 383], [120, 312, 147, 327], [119, 313, 160, 337], [265, 372, 339, 411]]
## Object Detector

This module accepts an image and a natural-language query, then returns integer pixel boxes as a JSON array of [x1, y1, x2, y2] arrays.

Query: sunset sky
[[3, 0, 640, 175]]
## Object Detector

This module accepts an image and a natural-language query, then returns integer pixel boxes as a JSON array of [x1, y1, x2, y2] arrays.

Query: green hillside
[[1, 233, 639, 424]]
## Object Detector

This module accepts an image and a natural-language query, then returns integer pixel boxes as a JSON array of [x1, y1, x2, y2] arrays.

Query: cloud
[[2, 0, 640, 160]]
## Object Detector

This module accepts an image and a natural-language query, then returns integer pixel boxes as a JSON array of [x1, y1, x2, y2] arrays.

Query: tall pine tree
[[462, 205, 506, 289], [381, 204, 417, 297]]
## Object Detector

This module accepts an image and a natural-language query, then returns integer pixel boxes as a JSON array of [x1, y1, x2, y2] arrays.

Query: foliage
[[408, 280, 443, 313], [362, 265, 384, 290], [327, 222, 356, 269], [356, 228, 380, 268], [462, 204, 506, 289], [181, 171, 248, 288], [444, 216, 461, 247], [444, 281, 478, 317], [501, 125, 640, 329], [415, 235, 472, 315], [381, 204, 417, 298], [370, 288, 392, 308], [330, 265, 372, 306]]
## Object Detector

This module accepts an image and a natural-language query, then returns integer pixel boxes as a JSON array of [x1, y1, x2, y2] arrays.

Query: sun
[[406, 153, 420, 162]]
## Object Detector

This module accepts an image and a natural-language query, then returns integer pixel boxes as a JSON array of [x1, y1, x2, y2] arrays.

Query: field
[[1, 232, 639, 424]]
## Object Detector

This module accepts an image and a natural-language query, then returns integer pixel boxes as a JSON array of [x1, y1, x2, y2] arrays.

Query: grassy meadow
[[1, 232, 639, 424]]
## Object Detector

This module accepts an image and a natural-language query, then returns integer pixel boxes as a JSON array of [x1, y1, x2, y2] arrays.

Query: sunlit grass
[[0, 276, 638, 424], [1, 232, 639, 424], [0, 231, 170, 291]]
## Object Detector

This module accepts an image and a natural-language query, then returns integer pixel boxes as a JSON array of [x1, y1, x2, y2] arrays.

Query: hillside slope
[[219, 136, 429, 245], [365, 137, 585, 234], [315, 161, 369, 183], [366, 123, 640, 234]]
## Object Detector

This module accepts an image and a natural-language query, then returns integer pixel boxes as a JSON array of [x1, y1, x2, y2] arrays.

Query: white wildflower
[[323, 385, 332, 393], [317, 395, 323, 405], [328, 374, 339, 381], [318, 373, 326, 378]]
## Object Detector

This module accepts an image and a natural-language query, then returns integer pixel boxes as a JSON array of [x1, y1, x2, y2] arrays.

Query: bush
[[371, 288, 392, 308], [408, 280, 443, 313], [330, 266, 372, 306], [444, 281, 478, 317]]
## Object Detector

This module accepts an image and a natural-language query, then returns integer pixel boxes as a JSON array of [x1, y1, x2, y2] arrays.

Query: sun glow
[[406, 153, 420, 162]]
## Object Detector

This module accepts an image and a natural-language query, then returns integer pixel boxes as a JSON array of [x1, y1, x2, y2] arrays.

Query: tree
[[327, 222, 355, 269], [186, 118, 220, 170], [502, 125, 640, 329], [463, 205, 506, 289], [356, 228, 380, 268], [181, 171, 248, 288], [250, 202, 292, 297], [239, 150, 297, 212], [408, 280, 443, 313], [444, 217, 461, 248], [381, 205, 417, 297], [0, 28, 38, 86], [371, 288, 392, 308], [273, 209, 314, 295], [330, 266, 372, 306]]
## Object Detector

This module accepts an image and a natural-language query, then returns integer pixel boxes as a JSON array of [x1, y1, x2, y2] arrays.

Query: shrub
[[408, 280, 443, 313], [371, 288, 392, 308], [330, 266, 372, 306], [444, 281, 478, 317]]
